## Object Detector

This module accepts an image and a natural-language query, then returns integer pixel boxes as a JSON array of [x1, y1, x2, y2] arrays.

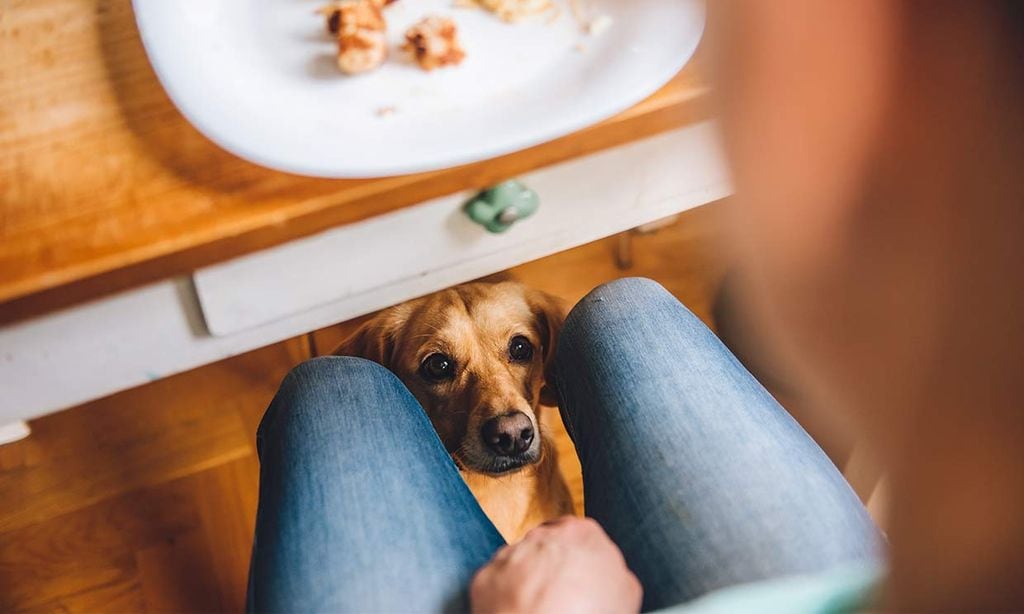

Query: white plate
[[133, 0, 704, 178]]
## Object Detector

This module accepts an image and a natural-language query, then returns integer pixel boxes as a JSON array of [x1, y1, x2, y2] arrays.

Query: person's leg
[[247, 357, 504, 613], [556, 278, 881, 611]]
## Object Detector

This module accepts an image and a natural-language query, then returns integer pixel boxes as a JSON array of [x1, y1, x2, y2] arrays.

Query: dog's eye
[[420, 353, 455, 381], [508, 335, 534, 362]]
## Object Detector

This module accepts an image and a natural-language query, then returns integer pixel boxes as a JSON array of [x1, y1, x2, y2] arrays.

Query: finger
[[505, 536, 545, 565], [561, 516, 608, 541], [519, 527, 560, 549], [469, 569, 493, 608], [522, 516, 575, 541], [491, 544, 514, 564], [525, 516, 589, 542], [470, 563, 492, 593], [539, 514, 577, 527]]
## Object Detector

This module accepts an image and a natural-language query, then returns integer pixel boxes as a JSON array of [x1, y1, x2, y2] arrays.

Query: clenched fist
[[470, 516, 642, 614]]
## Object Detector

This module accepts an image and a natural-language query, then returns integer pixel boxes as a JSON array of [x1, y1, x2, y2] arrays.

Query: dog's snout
[[481, 412, 534, 456]]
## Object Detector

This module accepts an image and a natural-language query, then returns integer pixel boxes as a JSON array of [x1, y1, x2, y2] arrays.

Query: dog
[[333, 281, 574, 541]]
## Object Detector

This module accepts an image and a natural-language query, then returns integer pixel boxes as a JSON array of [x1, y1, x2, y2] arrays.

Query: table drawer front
[[193, 122, 729, 336]]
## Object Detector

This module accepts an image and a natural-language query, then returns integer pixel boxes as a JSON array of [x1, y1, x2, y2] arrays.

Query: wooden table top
[[0, 0, 711, 325]]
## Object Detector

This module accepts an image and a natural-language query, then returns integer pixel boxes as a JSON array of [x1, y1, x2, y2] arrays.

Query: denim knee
[[590, 276, 668, 301], [557, 277, 714, 389], [256, 356, 411, 455], [282, 355, 397, 392], [563, 278, 700, 343]]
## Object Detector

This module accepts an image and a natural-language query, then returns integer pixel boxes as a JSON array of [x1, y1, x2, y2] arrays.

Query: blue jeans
[[247, 278, 879, 613]]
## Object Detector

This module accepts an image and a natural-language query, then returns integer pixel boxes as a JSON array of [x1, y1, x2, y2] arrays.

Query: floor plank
[[137, 529, 223, 613], [28, 572, 145, 614], [0, 339, 307, 534], [0, 478, 197, 611], [190, 455, 260, 614]]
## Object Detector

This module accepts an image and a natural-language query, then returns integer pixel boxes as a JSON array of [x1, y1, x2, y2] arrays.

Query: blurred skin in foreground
[[713, 1, 1024, 610], [471, 1, 1024, 612]]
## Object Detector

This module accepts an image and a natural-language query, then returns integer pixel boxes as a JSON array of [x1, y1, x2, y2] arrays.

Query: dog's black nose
[[482, 412, 534, 456]]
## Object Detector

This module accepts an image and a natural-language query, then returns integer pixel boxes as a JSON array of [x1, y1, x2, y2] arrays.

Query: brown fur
[[334, 281, 574, 541]]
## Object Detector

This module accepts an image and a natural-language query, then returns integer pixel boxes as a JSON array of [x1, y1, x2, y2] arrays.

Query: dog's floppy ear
[[332, 304, 412, 368], [527, 289, 567, 406]]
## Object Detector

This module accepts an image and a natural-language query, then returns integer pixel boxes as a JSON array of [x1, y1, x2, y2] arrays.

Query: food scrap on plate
[[403, 16, 466, 71], [461, 0, 557, 23], [319, 0, 389, 74]]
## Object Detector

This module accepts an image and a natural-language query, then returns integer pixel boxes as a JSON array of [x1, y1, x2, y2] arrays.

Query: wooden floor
[[0, 205, 728, 613]]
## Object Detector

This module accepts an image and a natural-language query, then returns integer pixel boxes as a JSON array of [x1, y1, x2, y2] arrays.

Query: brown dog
[[333, 281, 574, 541]]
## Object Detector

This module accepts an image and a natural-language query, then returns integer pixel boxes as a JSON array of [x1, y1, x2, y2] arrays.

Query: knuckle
[[542, 515, 576, 528], [471, 566, 490, 589], [629, 572, 643, 596], [577, 516, 604, 533]]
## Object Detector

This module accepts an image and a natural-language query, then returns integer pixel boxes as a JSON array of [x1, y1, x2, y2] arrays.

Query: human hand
[[470, 516, 642, 614]]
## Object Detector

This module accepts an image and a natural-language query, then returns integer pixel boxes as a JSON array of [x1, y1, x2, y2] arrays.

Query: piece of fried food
[[320, 0, 388, 74], [402, 16, 466, 71], [322, 0, 397, 34], [474, 0, 553, 22]]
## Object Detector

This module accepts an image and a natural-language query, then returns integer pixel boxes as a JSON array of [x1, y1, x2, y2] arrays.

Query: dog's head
[[334, 281, 564, 475]]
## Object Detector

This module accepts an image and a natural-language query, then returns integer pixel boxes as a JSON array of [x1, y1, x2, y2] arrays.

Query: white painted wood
[[195, 123, 731, 335], [0, 122, 730, 422], [0, 421, 31, 445]]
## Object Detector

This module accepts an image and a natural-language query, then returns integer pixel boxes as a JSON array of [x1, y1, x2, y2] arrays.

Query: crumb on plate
[[403, 16, 466, 71], [470, 0, 555, 23], [587, 14, 613, 36]]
